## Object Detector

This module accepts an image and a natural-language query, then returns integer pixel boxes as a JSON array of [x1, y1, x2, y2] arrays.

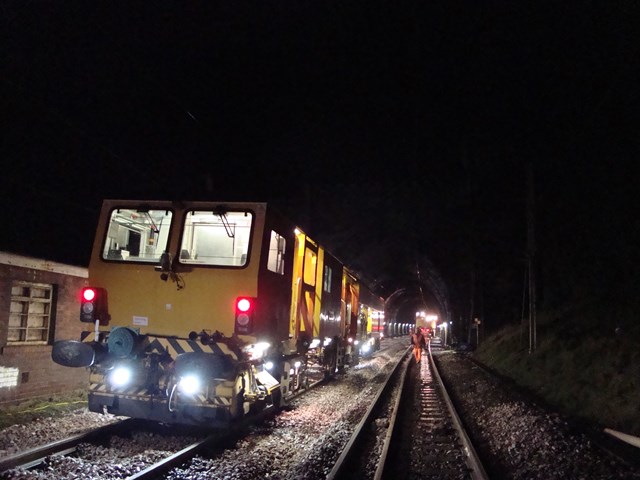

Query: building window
[[9, 281, 54, 344]]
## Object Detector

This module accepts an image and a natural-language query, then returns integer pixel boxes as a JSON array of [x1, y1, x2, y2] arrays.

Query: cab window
[[103, 209, 172, 262], [267, 230, 286, 274], [179, 210, 253, 266]]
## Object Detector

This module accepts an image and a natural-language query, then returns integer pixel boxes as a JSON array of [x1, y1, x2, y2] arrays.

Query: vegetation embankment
[[474, 305, 640, 437]]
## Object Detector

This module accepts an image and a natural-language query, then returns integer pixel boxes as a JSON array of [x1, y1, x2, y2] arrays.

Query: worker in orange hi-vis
[[411, 327, 425, 363]]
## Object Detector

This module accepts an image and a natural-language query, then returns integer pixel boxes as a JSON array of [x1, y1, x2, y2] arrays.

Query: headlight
[[110, 366, 132, 387], [361, 343, 371, 353], [243, 341, 271, 360], [264, 361, 274, 371], [178, 375, 201, 395]]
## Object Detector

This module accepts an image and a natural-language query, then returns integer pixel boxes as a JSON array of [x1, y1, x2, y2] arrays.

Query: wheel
[[230, 390, 245, 420], [270, 386, 283, 409]]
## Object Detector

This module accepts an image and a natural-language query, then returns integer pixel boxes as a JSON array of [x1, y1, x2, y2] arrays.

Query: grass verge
[[0, 390, 88, 430], [474, 311, 640, 437]]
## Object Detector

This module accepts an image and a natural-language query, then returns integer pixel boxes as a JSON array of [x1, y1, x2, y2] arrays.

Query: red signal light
[[82, 288, 96, 302], [234, 296, 256, 335], [237, 298, 252, 312], [79, 287, 110, 325]]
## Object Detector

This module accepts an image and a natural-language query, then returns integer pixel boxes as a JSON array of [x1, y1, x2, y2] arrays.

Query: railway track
[[328, 338, 489, 480], [0, 419, 138, 473], [0, 388, 308, 479], [0, 340, 418, 480]]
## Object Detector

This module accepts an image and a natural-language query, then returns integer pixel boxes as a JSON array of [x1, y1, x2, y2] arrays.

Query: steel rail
[[1, 350, 388, 478], [429, 343, 490, 480], [125, 432, 224, 480], [373, 351, 411, 480], [0, 419, 137, 473], [125, 374, 330, 479], [326, 347, 412, 480], [368, 339, 489, 480]]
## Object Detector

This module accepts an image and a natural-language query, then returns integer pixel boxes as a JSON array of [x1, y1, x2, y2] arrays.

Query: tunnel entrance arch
[[382, 256, 451, 339]]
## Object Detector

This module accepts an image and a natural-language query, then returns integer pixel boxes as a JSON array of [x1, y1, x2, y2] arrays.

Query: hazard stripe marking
[[82, 331, 239, 361], [146, 338, 167, 354]]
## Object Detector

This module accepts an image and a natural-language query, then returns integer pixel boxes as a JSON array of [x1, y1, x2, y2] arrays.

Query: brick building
[[0, 252, 89, 404]]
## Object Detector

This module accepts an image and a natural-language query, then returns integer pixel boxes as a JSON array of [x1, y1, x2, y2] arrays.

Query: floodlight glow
[[255, 342, 270, 354], [110, 367, 132, 387], [178, 375, 201, 395]]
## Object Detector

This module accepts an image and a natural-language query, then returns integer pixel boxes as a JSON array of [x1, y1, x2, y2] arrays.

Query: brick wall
[[0, 252, 89, 404]]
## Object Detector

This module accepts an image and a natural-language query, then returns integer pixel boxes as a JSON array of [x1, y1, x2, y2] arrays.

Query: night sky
[[3, 2, 638, 329]]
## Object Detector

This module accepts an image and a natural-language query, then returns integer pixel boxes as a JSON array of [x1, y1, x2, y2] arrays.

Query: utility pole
[[526, 162, 537, 353], [468, 266, 475, 344]]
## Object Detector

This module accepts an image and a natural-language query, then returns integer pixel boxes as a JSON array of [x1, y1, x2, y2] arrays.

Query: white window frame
[[9, 281, 54, 345]]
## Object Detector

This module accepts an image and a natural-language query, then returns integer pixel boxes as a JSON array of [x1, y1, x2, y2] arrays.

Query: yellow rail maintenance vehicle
[[52, 200, 383, 426], [358, 285, 385, 357]]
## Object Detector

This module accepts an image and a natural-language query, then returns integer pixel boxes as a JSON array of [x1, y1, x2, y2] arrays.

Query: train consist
[[52, 200, 385, 426]]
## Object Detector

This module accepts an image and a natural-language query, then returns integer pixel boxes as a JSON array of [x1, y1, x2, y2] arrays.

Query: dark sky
[[2, 2, 638, 325]]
